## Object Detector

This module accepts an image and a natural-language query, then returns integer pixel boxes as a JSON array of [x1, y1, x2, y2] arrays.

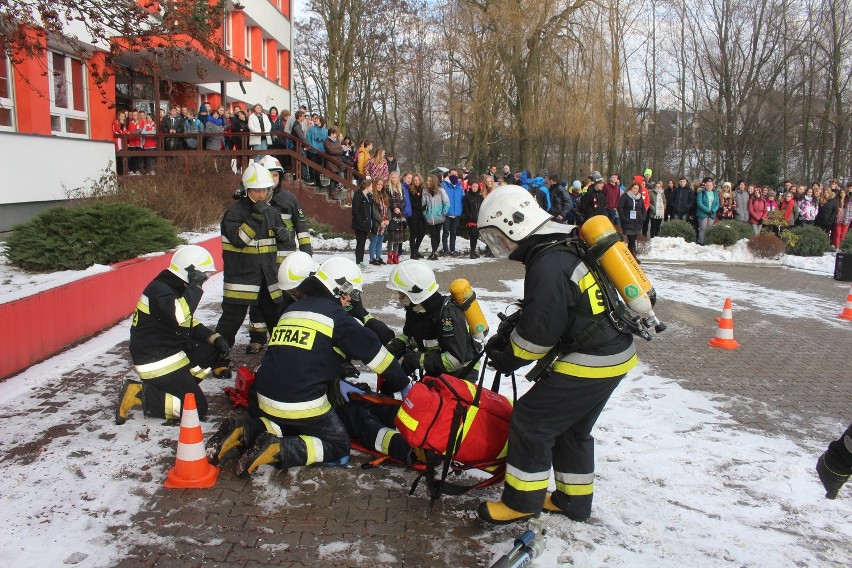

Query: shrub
[[658, 220, 696, 243], [5, 202, 181, 271], [66, 160, 234, 231], [704, 223, 740, 246], [785, 225, 830, 257], [841, 233, 852, 253], [747, 233, 786, 258], [714, 219, 753, 241], [762, 210, 788, 236]]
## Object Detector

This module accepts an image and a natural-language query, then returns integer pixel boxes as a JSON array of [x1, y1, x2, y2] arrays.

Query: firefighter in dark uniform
[[115, 245, 230, 424], [243, 155, 314, 354], [212, 257, 412, 476], [817, 423, 852, 499], [475, 185, 638, 525], [214, 162, 293, 373], [385, 260, 480, 382]]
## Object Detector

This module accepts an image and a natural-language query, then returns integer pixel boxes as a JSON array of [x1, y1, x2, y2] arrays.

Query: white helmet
[[168, 245, 216, 283], [277, 251, 319, 291], [477, 184, 569, 258], [316, 257, 364, 297], [259, 155, 284, 174], [241, 162, 274, 190], [386, 260, 439, 305]]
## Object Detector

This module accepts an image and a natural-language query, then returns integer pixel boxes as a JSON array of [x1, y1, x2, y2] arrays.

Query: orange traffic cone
[[839, 284, 852, 320], [708, 297, 739, 349], [164, 393, 219, 489]]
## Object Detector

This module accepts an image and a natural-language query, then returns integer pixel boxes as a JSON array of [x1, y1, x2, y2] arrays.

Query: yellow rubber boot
[[115, 380, 143, 425], [477, 501, 538, 525]]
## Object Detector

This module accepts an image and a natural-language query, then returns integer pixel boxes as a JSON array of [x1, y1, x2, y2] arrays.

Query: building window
[[0, 49, 14, 131], [245, 26, 252, 65], [261, 38, 267, 73], [224, 14, 232, 53], [49, 51, 88, 137]]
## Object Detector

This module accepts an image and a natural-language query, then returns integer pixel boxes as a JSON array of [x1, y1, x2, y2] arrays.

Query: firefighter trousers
[[337, 399, 411, 463], [826, 422, 852, 472], [215, 286, 283, 347], [501, 371, 623, 516], [140, 341, 219, 420], [247, 305, 269, 345]]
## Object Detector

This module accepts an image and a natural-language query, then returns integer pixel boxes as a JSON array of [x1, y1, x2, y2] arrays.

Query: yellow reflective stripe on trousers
[[260, 417, 283, 436], [134, 351, 190, 380], [257, 393, 331, 419], [505, 464, 551, 492], [189, 365, 211, 380], [552, 353, 638, 379], [164, 393, 182, 420], [396, 407, 419, 432], [374, 427, 397, 454], [175, 297, 192, 327], [136, 294, 150, 314], [555, 481, 594, 496], [299, 435, 325, 465]]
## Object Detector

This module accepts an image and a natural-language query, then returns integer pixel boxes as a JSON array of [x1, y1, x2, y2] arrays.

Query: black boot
[[817, 452, 850, 499]]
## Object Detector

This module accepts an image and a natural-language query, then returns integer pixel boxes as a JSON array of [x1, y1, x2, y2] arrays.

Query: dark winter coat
[[815, 198, 838, 230], [670, 184, 695, 216], [580, 187, 608, 220], [351, 190, 374, 233], [548, 184, 573, 219], [617, 192, 646, 236], [462, 190, 484, 226]]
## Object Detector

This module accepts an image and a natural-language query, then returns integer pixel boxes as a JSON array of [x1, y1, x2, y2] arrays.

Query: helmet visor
[[479, 227, 517, 259]]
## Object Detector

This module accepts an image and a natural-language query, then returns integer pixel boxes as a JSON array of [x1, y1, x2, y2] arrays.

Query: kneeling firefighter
[[208, 252, 411, 476], [475, 184, 661, 525]]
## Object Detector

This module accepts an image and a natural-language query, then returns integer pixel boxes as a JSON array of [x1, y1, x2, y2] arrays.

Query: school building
[[0, 1, 294, 231]]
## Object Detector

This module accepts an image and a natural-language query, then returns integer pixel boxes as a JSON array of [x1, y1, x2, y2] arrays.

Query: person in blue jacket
[[306, 116, 329, 187], [441, 169, 465, 256], [696, 176, 720, 245]]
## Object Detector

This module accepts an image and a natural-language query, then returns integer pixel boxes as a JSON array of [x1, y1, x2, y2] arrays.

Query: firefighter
[[243, 155, 314, 354], [115, 245, 230, 424], [385, 260, 480, 382], [214, 162, 293, 374], [817, 423, 852, 499], [210, 255, 411, 476], [475, 184, 638, 525]]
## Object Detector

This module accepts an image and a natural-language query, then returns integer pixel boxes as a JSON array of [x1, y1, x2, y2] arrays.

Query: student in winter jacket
[[695, 177, 720, 245], [580, 174, 608, 221], [548, 177, 573, 223], [351, 179, 375, 267], [365, 147, 390, 181], [462, 181, 485, 258], [815, 191, 839, 235], [441, 171, 465, 255], [717, 182, 736, 221], [670, 177, 694, 220], [799, 188, 819, 225], [618, 182, 646, 258], [423, 174, 450, 260], [204, 112, 225, 150], [748, 191, 768, 235], [733, 182, 751, 222], [647, 181, 666, 238], [386, 174, 407, 263], [355, 140, 372, 179], [833, 187, 852, 249], [779, 191, 799, 227], [369, 180, 390, 265], [603, 174, 622, 227]]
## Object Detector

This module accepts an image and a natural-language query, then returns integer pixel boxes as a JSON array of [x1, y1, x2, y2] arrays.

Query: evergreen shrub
[[657, 220, 696, 243], [6, 202, 181, 271], [785, 225, 830, 257]]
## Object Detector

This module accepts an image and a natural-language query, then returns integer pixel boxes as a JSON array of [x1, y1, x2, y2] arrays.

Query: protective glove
[[186, 266, 209, 288], [250, 199, 270, 222], [400, 349, 421, 376], [339, 380, 366, 403], [209, 333, 231, 356], [487, 348, 513, 375], [386, 337, 408, 357], [274, 225, 292, 246], [346, 298, 369, 321], [484, 333, 508, 354]]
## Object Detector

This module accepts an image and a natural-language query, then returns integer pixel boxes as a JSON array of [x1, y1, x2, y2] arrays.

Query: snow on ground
[[0, 234, 850, 567]]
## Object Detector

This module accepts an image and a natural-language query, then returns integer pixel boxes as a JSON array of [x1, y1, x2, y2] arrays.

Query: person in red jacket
[[127, 109, 144, 175], [603, 173, 622, 229], [112, 110, 129, 175], [748, 190, 768, 235]]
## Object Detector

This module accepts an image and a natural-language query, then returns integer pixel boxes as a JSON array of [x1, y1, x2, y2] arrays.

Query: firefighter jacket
[[401, 292, 479, 379], [129, 270, 215, 379], [494, 237, 636, 379], [254, 293, 409, 420], [270, 187, 312, 258], [220, 197, 290, 305]]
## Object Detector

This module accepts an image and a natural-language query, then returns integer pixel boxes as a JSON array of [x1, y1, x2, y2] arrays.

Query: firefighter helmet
[[168, 245, 216, 283], [316, 257, 364, 297], [259, 155, 284, 174], [277, 251, 319, 291], [241, 162, 274, 189], [386, 260, 439, 305], [476, 184, 556, 258]]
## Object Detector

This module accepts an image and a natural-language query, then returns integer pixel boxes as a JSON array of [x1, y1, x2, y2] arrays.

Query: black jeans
[[427, 224, 442, 253], [442, 216, 459, 252], [468, 226, 479, 257], [355, 230, 369, 264]]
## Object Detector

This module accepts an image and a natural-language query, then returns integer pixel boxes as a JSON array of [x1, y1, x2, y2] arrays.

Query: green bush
[[6, 202, 181, 271], [714, 219, 753, 241], [747, 233, 786, 258], [785, 225, 830, 257], [658, 220, 696, 243], [840, 233, 852, 253], [704, 223, 739, 246]]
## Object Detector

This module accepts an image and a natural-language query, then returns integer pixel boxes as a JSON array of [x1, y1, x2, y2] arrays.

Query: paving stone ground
[[87, 258, 852, 566]]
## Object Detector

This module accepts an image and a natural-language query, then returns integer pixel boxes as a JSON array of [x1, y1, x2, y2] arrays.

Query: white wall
[[199, 71, 292, 111], [243, 1, 292, 47], [0, 133, 114, 205]]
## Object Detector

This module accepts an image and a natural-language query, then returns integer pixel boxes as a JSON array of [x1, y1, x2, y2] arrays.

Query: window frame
[[48, 50, 89, 138], [0, 49, 14, 132]]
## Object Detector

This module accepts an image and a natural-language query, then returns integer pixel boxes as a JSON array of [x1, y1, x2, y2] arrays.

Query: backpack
[[394, 364, 513, 503]]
